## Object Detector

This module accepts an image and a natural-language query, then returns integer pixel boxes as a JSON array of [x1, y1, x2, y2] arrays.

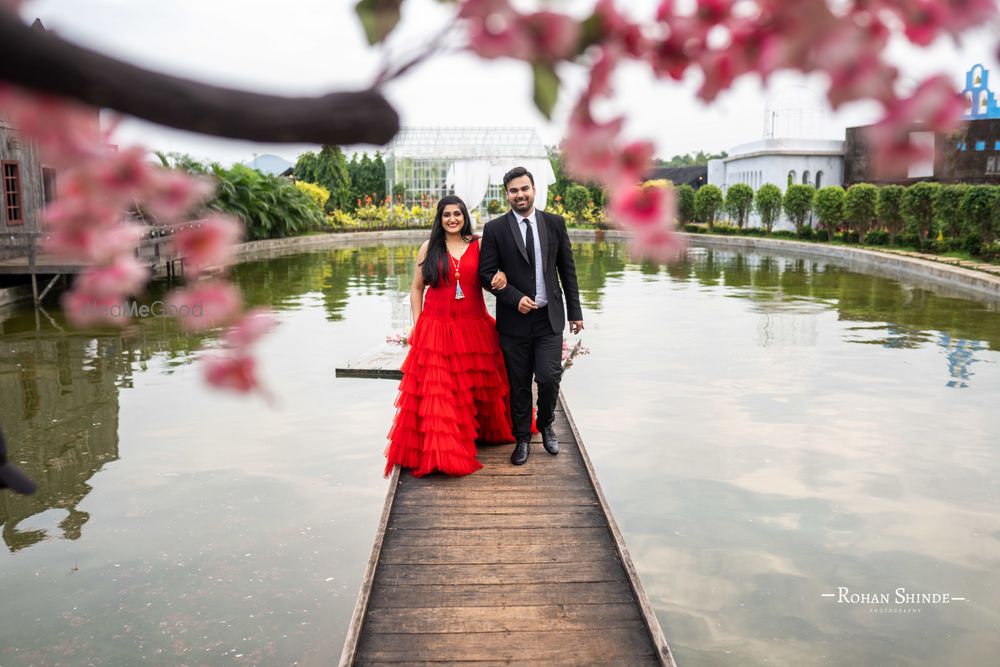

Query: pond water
[[1, 240, 998, 666]]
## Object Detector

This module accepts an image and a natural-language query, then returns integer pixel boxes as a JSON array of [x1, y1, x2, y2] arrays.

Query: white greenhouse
[[383, 127, 555, 216]]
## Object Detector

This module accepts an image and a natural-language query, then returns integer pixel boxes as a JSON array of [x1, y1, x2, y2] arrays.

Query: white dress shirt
[[514, 209, 547, 307]]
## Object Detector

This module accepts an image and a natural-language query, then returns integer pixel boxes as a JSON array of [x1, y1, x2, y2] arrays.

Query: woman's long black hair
[[421, 195, 475, 287]]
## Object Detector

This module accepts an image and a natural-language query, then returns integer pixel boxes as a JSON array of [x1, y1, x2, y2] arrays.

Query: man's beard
[[513, 198, 533, 212]]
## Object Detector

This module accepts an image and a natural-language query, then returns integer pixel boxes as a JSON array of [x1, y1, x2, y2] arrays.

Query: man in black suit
[[479, 166, 584, 465]]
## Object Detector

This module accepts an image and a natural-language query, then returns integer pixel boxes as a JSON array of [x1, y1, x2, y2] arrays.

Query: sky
[[20, 0, 1000, 166]]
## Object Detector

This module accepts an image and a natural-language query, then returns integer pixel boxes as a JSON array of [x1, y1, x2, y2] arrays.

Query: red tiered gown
[[384, 238, 514, 477]]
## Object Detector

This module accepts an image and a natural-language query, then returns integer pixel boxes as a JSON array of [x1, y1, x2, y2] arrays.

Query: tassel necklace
[[449, 252, 464, 300]]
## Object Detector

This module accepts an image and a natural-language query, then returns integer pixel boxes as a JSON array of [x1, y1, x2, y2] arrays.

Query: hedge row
[[677, 182, 1000, 259]]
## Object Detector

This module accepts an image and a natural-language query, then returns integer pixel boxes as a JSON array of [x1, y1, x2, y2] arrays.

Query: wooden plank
[[560, 392, 678, 667], [385, 526, 611, 547], [379, 542, 615, 565], [368, 581, 638, 609], [373, 561, 625, 586], [391, 504, 600, 516], [389, 511, 607, 529], [363, 603, 643, 634], [359, 659, 661, 667], [391, 495, 599, 508], [338, 466, 400, 667], [356, 627, 657, 663]]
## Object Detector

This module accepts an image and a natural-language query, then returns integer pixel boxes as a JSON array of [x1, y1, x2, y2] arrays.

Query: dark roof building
[[648, 165, 708, 189], [844, 64, 1000, 186]]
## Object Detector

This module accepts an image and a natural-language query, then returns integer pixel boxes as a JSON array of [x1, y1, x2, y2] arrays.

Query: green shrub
[[840, 230, 861, 244], [959, 185, 999, 243], [876, 184, 905, 243], [487, 199, 504, 214], [815, 229, 830, 242], [844, 183, 878, 237], [814, 186, 845, 239], [901, 181, 940, 240], [962, 233, 983, 256], [754, 184, 783, 233], [565, 183, 592, 220], [864, 230, 890, 245], [895, 232, 920, 249], [783, 184, 815, 235], [724, 183, 754, 229], [676, 184, 696, 225], [211, 163, 324, 240], [694, 184, 724, 228], [935, 184, 969, 238]]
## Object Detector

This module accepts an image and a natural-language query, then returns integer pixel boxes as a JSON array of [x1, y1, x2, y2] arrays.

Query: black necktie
[[523, 218, 536, 299]]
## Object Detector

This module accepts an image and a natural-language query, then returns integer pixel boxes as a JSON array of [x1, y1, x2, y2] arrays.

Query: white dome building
[[708, 87, 845, 228]]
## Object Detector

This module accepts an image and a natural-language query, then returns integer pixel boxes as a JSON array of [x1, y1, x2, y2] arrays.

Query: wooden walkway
[[338, 362, 676, 665]]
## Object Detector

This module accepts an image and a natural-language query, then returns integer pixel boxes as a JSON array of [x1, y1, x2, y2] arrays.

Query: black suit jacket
[[478, 210, 583, 337]]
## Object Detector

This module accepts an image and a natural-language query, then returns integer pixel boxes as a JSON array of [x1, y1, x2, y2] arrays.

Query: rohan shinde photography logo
[[822, 587, 967, 614], [80, 300, 203, 319]]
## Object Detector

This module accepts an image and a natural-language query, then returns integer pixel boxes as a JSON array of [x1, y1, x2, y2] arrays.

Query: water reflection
[[0, 240, 997, 666]]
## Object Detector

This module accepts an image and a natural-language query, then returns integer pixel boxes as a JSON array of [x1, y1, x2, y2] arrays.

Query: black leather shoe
[[511, 440, 530, 465], [541, 425, 559, 455]]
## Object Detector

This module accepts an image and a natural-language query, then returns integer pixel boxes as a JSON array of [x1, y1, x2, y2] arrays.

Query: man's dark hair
[[503, 166, 535, 189]]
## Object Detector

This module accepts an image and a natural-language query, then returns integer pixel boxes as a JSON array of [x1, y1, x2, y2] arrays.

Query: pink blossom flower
[[561, 108, 624, 182], [223, 308, 278, 349], [612, 141, 656, 188], [462, 2, 579, 63], [203, 354, 258, 393], [95, 146, 153, 198], [591, 0, 645, 58], [165, 280, 243, 332], [145, 170, 216, 222], [610, 182, 675, 229], [74, 257, 150, 297], [171, 215, 243, 275], [520, 11, 581, 63], [44, 222, 147, 263]]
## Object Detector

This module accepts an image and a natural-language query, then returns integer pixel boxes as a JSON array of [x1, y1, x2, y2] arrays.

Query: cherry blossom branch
[[0, 12, 398, 145]]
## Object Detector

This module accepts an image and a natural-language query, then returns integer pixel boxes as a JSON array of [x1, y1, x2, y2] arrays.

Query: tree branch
[[0, 14, 399, 145]]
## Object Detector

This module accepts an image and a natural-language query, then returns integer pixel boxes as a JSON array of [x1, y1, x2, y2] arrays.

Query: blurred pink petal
[[145, 171, 216, 221], [612, 141, 656, 188], [44, 222, 147, 263], [0, 85, 102, 165], [592, 0, 645, 57], [171, 215, 243, 275], [223, 308, 278, 349], [864, 76, 964, 177], [43, 197, 121, 230], [203, 354, 258, 394], [521, 11, 580, 62], [610, 183, 676, 229], [96, 145, 153, 197], [561, 107, 624, 182], [75, 257, 150, 297], [165, 280, 243, 332]]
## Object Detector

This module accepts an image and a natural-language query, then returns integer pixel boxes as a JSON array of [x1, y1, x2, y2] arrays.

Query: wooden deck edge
[[339, 464, 401, 667], [559, 391, 678, 667], [335, 368, 403, 380]]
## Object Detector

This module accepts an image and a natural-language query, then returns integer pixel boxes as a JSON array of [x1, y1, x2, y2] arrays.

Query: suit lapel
[[535, 209, 549, 275], [505, 211, 530, 265]]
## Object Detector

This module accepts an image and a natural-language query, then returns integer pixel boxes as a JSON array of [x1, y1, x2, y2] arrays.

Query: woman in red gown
[[384, 195, 514, 477]]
